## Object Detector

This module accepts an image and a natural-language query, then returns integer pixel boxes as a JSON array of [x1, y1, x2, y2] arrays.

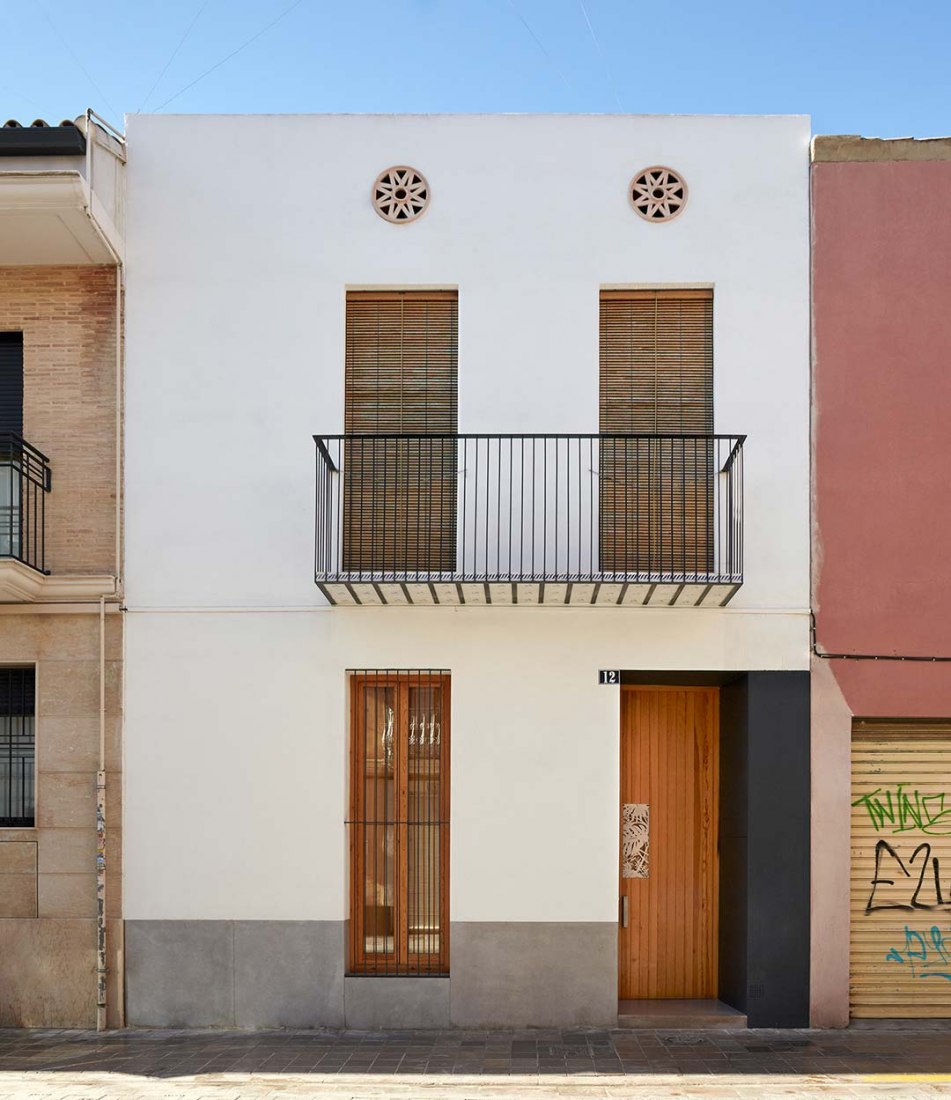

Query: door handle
[[619, 895, 629, 928]]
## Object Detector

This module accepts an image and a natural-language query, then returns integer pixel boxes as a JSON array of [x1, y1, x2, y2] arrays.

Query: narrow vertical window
[[0, 667, 35, 828], [343, 292, 458, 573], [0, 334, 24, 561], [348, 670, 450, 975]]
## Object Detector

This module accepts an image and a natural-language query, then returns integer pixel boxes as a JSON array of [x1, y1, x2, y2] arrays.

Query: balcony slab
[[317, 578, 742, 608], [0, 560, 116, 604]]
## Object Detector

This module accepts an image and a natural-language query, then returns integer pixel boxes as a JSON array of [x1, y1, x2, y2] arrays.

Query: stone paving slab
[[0, 1027, 950, 1098]]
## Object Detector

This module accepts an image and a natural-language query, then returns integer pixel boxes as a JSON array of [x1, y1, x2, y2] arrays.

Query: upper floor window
[[344, 292, 458, 572], [0, 333, 23, 436], [0, 333, 45, 567], [599, 289, 713, 434], [599, 289, 715, 574]]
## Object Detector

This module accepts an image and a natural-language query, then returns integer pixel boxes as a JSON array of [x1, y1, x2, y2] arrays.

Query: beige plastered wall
[[809, 655, 852, 1027], [0, 266, 122, 1027]]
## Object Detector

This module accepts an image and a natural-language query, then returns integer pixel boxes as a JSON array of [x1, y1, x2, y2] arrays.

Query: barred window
[[348, 670, 449, 975], [0, 667, 35, 828]]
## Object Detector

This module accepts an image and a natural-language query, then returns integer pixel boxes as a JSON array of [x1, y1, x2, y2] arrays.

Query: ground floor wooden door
[[619, 686, 719, 999]]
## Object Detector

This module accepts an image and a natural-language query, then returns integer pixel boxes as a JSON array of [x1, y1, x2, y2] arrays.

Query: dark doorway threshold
[[618, 999, 748, 1029]]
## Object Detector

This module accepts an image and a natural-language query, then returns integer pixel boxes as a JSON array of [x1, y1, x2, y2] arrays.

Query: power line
[[34, 0, 120, 122], [504, 0, 572, 92], [0, 78, 45, 118], [153, 0, 308, 112], [137, 0, 211, 113], [578, 0, 623, 112]]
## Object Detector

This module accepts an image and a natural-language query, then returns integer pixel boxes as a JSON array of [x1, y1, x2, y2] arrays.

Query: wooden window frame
[[348, 670, 450, 976]]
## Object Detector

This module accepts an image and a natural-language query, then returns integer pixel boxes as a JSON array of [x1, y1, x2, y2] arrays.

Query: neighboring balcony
[[314, 433, 745, 607], [0, 434, 116, 603], [0, 434, 50, 574]]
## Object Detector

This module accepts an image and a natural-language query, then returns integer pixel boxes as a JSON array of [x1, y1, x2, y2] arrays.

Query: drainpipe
[[79, 108, 125, 1030], [81, 107, 126, 592], [96, 594, 107, 1031]]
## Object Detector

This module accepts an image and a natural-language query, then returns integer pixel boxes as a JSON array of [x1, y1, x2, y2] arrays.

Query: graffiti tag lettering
[[866, 840, 948, 913], [853, 786, 951, 836], [886, 925, 951, 981]]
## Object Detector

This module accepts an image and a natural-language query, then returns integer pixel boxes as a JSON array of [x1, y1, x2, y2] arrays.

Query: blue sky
[[4, 0, 950, 137]]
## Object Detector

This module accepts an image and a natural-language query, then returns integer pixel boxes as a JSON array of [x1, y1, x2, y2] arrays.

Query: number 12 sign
[[598, 670, 620, 685]]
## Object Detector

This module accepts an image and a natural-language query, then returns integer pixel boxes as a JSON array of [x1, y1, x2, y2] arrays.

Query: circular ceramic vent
[[629, 166, 688, 222], [372, 166, 430, 223]]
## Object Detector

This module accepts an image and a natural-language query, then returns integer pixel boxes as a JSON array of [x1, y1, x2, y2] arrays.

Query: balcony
[[0, 435, 50, 572], [0, 436, 117, 603], [314, 434, 744, 607], [0, 112, 125, 265]]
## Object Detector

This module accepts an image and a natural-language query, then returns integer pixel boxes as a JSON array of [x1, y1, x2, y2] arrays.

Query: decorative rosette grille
[[629, 166, 687, 222], [372, 166, 430, 223]]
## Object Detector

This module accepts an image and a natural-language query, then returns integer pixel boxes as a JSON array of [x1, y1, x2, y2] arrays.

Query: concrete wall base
[[125, 919, 617, 1029]]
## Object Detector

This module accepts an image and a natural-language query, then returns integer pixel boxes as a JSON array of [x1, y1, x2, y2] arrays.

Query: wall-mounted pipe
[[81, 109, 127, 1030], [810, 613, 951, 662], [96, 595, 107, 1031]]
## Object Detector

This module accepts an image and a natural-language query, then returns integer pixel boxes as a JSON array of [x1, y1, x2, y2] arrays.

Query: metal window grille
[[0, 667, 35, 828], [348, 669, 449, 975]]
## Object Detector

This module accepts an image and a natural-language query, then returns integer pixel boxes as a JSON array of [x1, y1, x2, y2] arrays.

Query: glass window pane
[[408, 684, 442, 960], [363, 823, 396, 957], [0, 464, 21, 559]]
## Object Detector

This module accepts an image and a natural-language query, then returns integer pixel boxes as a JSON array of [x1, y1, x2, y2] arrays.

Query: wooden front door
[[619, 686, 719, 999]]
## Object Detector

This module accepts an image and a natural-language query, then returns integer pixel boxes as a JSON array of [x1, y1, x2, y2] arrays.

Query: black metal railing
[[315, 433, 744, 586], [0, 667, 35, 828], [0, 434, 51, 574]]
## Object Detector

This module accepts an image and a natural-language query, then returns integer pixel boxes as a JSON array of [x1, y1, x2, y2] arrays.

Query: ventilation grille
[[630, 166, 688, 222], [372, 166, 430, 224]]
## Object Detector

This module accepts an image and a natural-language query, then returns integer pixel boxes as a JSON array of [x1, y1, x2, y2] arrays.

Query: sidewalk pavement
[[2, 1025, 951, 1099]]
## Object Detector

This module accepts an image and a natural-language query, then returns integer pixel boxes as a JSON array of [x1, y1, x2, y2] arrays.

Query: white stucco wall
[[123, 606, 807, 921], [122, 114, 811, 922]]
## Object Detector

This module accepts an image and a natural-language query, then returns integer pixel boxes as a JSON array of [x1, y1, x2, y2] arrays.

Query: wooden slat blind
[[600, 290, 713, 434], [344, 292, 458, 572], [599, 291, 714, 573]]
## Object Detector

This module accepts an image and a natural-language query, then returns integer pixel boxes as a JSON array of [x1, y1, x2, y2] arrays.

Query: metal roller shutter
[[851, 721, 951, 1018], [0, 333, 23, 435]]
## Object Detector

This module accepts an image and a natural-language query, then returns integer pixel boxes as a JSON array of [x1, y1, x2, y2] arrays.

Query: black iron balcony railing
[[0, 434, 51, 574], [315, 434, 744, 605]]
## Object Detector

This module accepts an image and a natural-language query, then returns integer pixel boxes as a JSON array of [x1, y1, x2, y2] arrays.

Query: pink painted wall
[[813, 159, 951, 717]]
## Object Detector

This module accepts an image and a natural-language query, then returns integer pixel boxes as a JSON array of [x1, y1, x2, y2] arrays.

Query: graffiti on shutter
[[851, 726, 951, 1018]]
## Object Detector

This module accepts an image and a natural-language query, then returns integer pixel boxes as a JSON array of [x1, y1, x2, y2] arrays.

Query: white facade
[[122, 114, 811, 1027]]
